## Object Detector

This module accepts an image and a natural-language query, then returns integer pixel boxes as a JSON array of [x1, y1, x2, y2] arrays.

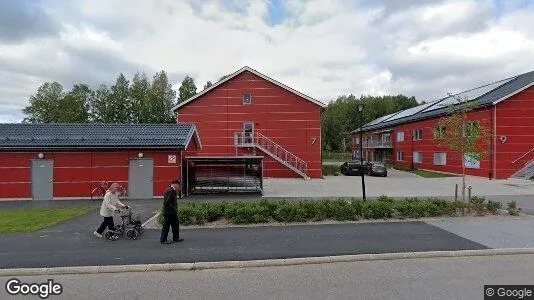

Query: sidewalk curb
[[2, 248, 534, 276], [141, 212, 160, 228]]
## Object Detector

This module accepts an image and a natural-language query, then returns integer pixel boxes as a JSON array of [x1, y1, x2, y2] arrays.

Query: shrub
[[230, 203, 271, 224], [362, 200, 394, 219], [377, 195, 395, 204], [487, 200, 502, 215], [507, 201, 519, 216], [394, 200, 440, 219], [154, 197, 515, 227], [297, 200, 323, 221], [349, 199, 364, 217], [274, 202, 307, 223], [330, 199, 358, 221], [470, 196, 486, 216], [430, 199, 456, 216], [322, 165, 339, 176], [451, 200, 469, 216]]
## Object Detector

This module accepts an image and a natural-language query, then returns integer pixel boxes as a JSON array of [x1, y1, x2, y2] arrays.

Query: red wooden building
[[173, 66, 326, 182], [0, 124, 201, 200], [351, 70, 534, 180]]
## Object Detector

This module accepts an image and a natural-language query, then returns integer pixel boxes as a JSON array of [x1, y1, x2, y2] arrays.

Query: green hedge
[[157, 196, 510, 226], [322, 165, 340, 176]]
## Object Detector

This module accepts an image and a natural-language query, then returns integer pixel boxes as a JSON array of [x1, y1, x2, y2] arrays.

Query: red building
[[351, 70, 534, 180], [0, 124, 201, 200], [174, 66, 326, 180]]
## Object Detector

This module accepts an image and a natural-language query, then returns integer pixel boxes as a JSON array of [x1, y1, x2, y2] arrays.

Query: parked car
[[340, 161, 369, 176], [366, 162, 388, 177]]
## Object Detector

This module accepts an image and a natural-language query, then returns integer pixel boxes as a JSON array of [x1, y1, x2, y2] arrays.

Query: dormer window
[[243, 93, 252, 105]]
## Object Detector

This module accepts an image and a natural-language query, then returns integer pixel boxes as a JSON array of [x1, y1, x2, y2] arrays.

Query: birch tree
[[435, 94, 493, 201]]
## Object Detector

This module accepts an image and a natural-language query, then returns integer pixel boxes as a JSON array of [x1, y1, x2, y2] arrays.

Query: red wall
[[391, 107, 492, 178], [178, 71, 322, 178], [351, 86, 534, 179], [0, 150, 181, 199], [495, 87, 534, 178]]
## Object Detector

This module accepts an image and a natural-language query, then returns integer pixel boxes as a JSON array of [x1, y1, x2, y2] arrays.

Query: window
[[243, 93, 252, 105], [464, 153, 480, 169], [433, 153, 447, 166], [413, 152, 422, 163], [397, 151, 404, 161], [396, 131, 404, 142], [434, 125, 445, 139], [463, 121, 480, 138], [243, 122, 254, 143], [413, 129, 423, 141]]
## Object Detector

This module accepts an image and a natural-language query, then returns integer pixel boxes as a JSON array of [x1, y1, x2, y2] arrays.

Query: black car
[[340, 161, 369, 176], [366, 162, 388, 177]]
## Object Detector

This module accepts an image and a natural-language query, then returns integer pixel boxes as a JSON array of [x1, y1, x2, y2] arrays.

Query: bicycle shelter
[[183, 156, 263, 196]]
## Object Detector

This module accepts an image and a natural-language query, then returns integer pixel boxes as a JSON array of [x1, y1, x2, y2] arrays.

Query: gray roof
[[354, 70, 534, 133], [0, 123, 201, 150]]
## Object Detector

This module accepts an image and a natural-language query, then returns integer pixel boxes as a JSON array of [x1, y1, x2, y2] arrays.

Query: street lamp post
[[358, 104, 366, 200]]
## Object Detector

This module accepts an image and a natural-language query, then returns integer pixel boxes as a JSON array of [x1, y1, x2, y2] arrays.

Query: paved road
[[2, 254, 533, 300], [0, 221, 486, 269]]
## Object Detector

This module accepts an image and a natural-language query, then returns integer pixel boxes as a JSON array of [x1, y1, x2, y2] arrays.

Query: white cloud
[[0, 0, 534, 122]]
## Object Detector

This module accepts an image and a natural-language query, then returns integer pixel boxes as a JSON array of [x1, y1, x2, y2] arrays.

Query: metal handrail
[[255, 132, 308, 174], [512, 147, 534, 164], [234, 132, 308, 175], [362, 140, 392, 148]]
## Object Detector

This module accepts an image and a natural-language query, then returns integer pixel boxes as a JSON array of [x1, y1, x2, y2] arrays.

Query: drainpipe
[[489, 107, 494, 180], [493, 105, 497, 179]]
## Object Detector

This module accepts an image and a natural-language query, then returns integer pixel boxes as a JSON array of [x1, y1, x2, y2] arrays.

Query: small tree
[[178, 75, 197, 103], [436, 94, 493, 201], [203, 81, 213, 90]]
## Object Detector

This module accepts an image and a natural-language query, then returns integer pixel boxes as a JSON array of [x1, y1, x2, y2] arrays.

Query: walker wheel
[[126, 229, 139, 240], [105, 231, 115, 241]]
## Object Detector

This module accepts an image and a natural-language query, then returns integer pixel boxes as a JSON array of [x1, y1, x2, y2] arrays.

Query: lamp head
[[357, 104, 363, 112]]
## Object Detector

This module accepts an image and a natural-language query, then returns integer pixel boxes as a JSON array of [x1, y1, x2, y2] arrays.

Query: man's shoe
[[173, 238, 184, 242], [161, 241, 172, 244], [94, 231, 102, 238]]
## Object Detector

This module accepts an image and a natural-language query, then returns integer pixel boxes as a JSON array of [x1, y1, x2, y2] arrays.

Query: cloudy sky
[[1, 0, 534, 123]]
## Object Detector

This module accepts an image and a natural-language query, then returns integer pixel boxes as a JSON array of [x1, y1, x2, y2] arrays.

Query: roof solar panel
[[364, 112, 397, 126], [383, 101, 436, 122], [421, 76, 516, 113]]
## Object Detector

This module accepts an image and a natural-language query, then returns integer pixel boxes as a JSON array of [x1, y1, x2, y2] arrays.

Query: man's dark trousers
[[160, 213, 180, 242]]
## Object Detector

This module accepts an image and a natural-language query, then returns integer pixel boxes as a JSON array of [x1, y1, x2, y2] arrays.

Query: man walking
[[94, 182, 128, 238], [160, 179, 184, 244]]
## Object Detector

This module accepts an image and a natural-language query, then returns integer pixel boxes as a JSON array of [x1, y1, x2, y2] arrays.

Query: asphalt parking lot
[[262, 169, 534, 198]]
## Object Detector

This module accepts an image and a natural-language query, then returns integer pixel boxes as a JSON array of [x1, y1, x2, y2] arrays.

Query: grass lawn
[[408, 169, 458, 178], [0, 207, 93, 235]]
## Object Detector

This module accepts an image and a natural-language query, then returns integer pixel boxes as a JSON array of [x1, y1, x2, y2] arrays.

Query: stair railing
[[234, 131, 308, 176], [512, 147, 534, 164]]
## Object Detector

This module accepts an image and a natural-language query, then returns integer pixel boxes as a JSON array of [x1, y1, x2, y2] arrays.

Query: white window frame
[[243, 93, 252, 105], [413, 152, 422, 164], [433, 153, 447, 166], [396, 131, 404, 142], [434, 125, 445, 139], [397, 151, 404, 161], [413, 129, 423, 141], [464, 153, 480, 169], [463, 121, 479, 138]]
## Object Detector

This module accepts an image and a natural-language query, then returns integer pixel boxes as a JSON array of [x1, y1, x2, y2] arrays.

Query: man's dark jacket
[[162, 186, 180, 215]]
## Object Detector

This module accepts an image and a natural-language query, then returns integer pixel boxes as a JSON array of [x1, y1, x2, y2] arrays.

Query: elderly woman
[[94, 183, 128, 238]]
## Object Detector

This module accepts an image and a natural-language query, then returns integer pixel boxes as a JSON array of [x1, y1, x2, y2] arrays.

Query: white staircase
[[511, 160, 534, 180], [234, 132, 310, 180]]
